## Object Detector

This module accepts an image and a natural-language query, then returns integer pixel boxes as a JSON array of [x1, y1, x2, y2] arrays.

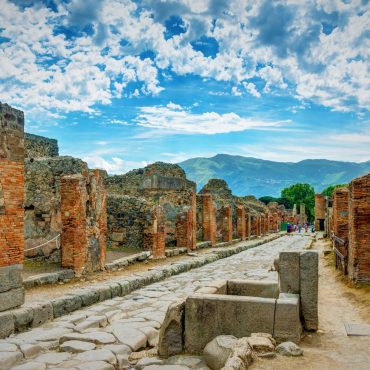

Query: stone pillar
[[144, 206, 166, 259], [332, 187, 349, 260], [0, 103, 25, 312], [203, 194, 216, 246], [265, 213, 269, 234], [236, 206, 246, 240], [222, 205, 232, 242], [176, 206, 196, 250], [292, 204, 297, 224], [246, 212, 251, 240], [61, 172, 106, 275], [348, 174, 370, 282], [300, 203, 306, 225]]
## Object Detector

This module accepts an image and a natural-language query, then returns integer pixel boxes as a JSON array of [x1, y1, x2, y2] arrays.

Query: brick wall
[[315, 194, 326, 230], [348, 174, 370, 282], [176, 192, 196, 250], [300, 203, 306, 225], [236, 206, 246, 240], [332, 187, 349, 257], [144, 206, 166, 258], [203, 193, 216, 246], [60, 171, 107, 275], [222, 205, 232, 242], [0, 103, 25, 311]]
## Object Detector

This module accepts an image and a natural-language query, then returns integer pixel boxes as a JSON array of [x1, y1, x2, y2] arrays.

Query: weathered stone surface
[[76, 361, 115, 370], [33, 352, 71, 364], [279, 252, 300, 294], [0, 265, 23, 293], [276, 341, 303, 356], [75, 349, 117, 365], [0, 311, 15, 338], [12, 307, 34, 332], [203, 335, 237, 370], [103, 344, 132, 356], [11, 361, 46, 370], [274, 294, 302, 343], [51, 295, 82, 318], [157, 299, 185, 357], [141, 366, 189, 370], [0, 342, 17, 352], [19, 343, 44, 358], [221, 337, 253, 370], [300, 251, 319, 330], [135, 357, 164, 369], [185, 294, 276, 354], [0, 351, 23, 369], [112, 325, 147, 350], [60, 332, 116, 345], [227, 279, 279, 298], [138, 326, 159, 347], [167, 355, 203, 367], [246, 335, 275, 353], [60, 340, 96, 353], [0, 288, 25, 312], [30, 302, 53, 328]]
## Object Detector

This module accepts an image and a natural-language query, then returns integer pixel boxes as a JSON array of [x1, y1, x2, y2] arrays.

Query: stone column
[[348, 174, 370, 282], [222, 205, 232, 242], [203, 194, 216, 246], [236, 206, 246, 240], [0, 103, 25, 312], [300, 203, 306, 225]]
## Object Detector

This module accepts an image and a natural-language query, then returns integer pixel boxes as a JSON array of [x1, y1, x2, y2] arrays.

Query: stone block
[[0, 287, 25, 312], [51, 295, 82, 318], [279, 251, 300, 294], [184, 294, 276, 354], [0, 311, 15, 338], [30, 302, 53, 327], [12, 307, 34, 332], [300, 251, 319, 330], [0, 264, 23, 293], [158, 299, 186, 357], [227, 279, 279, 298], [274, 294, 302, 343]]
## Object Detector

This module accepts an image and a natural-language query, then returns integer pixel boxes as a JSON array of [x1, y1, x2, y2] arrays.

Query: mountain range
[[179, 154, 370, 197]]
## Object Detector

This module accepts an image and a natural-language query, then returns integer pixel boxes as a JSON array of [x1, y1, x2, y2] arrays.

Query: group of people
[[287, 222, 314, 234]]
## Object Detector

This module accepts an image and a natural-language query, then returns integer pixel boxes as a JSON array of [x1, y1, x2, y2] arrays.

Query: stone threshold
[[0, 233, 283, 339]]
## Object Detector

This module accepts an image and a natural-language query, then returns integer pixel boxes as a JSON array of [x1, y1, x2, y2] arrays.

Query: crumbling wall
[[348, 174, 370, 282], [24, 156, 89, 261], [25, 133, 59, 158], [315, 194, 326, 231], [0, 102, 25, 311], [60, 171, 107, 275]]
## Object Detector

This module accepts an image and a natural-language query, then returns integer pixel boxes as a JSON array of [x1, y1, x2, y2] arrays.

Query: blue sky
[[0, 0, 369, 173]]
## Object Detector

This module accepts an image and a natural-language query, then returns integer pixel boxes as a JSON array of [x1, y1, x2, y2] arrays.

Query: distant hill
[[179, 154, 370, 197]]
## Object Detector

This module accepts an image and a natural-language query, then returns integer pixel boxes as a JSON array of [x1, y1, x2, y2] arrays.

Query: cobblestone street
[[0, 234, 311, 370]]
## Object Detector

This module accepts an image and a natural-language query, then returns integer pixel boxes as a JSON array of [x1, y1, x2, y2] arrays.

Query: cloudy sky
[[1, 0, 369, 173]]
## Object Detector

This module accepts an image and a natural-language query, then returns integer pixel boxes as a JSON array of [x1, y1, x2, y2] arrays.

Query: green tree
[[281, 183, 315, 222], [259, 196, 293, 209], [322, 184, 348, 197]]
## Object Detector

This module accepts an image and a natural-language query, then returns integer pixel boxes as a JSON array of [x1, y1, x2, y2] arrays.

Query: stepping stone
[[60, 340, 96, 353], [112, 325, 147, 351], [344, 323, 370, 336]]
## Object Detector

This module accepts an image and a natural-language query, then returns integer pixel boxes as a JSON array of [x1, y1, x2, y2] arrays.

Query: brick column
[[348, 174, 370, 282], [222, 205, 232, 242], [300, 203, 306, 225], [236, 206, 246, 240], [61, 171, 106, 276], [61, 175, 88, 276], [203, 194, 216, 246], [176, 207, 196, 250], [144, 206, 166, 259], [265, 213, 269, 234], [0, 103, 25, 312], [246, 213, 251, 239]]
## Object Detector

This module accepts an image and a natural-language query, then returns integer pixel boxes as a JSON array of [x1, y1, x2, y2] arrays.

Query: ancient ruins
[[0, 102, 369, 370]]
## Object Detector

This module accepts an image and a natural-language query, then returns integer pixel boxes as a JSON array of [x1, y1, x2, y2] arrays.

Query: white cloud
[[83, 155, 149, 174], [135, 104, 290, 134], [243, 82, 261, 98]]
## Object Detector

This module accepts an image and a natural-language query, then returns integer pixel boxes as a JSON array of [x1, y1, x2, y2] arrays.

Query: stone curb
[[1, 233, 283, 339], [23, 269, 75, 289]]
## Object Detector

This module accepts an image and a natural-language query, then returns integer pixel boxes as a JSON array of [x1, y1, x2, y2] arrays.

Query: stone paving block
[[76, 361, 114, 370], [0, 311, 15, 338], [0, 342, 18, 352], [112, 324, 147, 351], [20, 343, 44, 358], [60, 332, 116, 345], [279, 251, 300, 294], [51, 295, 82, 318], [34, 352, 71, 365], [60, 340, 96, 353], [11, 362, 46, 370], [300, 251, 319, 330], [0, 351, 23, 369], [72, 289, 100, 307], [75, 349, 117, 365], [274, 294, 302, 343]]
